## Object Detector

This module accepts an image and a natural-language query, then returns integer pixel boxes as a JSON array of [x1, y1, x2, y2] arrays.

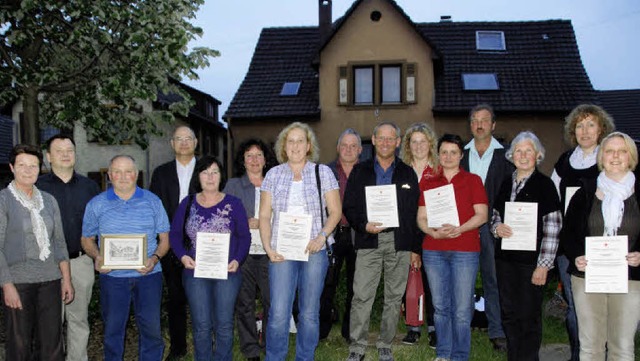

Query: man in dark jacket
[[148, 125, 198, 360], [319, 128, 362, 342], [460, 104, 514, 352], [344, 122, 421, 361]]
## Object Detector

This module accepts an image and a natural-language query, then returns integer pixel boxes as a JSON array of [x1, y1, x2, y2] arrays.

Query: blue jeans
[[557, 254, 579, 361], [423, 250, 479, 361], [266, 251, 328, 361], [183, 270, 242, 361], [99, 273, 163, 361], [479, 224, 505, 339]]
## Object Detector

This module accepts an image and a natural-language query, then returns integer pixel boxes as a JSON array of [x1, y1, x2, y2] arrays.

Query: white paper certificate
[[276, 212, 312, 261], [194, 232, 230, 279], [564, 186, 580, 214], [423, 184, 460, 228], [365, 185, 399, 228], [585, 235, 628, 293], [249, 188, 266, 255], [502, 202, 538, 251]]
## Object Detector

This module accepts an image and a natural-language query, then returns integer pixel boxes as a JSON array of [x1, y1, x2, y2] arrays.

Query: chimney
[[440, 15, 452, 22], [319, 0, 332, 44]]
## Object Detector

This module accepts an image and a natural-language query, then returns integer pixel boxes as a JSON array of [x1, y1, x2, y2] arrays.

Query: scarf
[[597, 171, 635, 236], [8, 181, 51, 261]]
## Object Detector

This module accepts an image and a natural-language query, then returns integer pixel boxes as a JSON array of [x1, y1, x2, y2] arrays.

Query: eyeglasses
[[173, 136, 194, 143]]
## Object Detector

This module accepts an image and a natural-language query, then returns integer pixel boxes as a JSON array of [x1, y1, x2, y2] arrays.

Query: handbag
[[405, 266, 425, 326], [315, 164, 338, 286]]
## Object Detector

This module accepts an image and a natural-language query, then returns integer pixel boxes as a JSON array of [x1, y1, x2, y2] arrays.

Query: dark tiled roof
[[157, 79, 224, 128], [420, 20, 595, 112], [225, 16, 595, 120], [597, 89, 640, 141], [224, 27, 321, 120]]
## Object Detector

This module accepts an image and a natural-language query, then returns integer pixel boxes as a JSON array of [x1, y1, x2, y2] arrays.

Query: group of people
[[1, 102, 639, 361]]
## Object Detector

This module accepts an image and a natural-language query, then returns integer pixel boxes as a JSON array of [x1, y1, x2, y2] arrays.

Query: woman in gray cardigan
[[0, 144, 73, 360], [223, 138, 277, 361]]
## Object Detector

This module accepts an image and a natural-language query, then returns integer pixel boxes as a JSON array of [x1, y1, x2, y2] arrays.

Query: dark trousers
[[3, 279, 63, 361], [319, 226, 356, 340], [161, 251, 188, 354], [235, 254, 270, 358], [496, 259, 544, 361]]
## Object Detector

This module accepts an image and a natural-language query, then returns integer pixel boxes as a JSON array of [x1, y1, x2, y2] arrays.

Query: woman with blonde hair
[[562, 132, 640, 360], [259, 122, 342, 360]]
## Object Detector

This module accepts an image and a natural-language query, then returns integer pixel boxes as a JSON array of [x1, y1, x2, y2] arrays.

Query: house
[[0, 80, 226, 189], [224, 0, 597, 174], [597, 89, 640, 142]]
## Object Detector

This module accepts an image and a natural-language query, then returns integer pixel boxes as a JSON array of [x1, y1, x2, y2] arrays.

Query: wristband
[[151, 253, 161, 261]]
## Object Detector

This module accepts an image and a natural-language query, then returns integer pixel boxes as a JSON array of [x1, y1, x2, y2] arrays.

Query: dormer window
[[462, 73, 500, 90], [280, 82, 301, 96], [476, 31, 506, 51]]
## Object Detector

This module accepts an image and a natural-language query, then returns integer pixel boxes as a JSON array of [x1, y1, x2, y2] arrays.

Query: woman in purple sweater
[[169, 156, 251, 361]]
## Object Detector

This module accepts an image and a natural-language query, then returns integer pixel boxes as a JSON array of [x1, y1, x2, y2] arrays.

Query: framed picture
[[100, 234, 147, 269]]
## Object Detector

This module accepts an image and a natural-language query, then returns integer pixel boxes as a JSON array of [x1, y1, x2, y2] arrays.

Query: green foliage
[[0, 0, 219, 148]]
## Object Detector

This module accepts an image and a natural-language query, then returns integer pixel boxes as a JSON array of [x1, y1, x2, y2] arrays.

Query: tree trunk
[[22, 86, 40, 146]]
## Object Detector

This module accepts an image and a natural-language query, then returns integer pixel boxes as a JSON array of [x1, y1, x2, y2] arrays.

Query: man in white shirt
[[149, 125, 198, 360]]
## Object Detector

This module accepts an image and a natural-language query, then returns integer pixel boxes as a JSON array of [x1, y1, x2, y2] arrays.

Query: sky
[[184, 0, 640, 119]]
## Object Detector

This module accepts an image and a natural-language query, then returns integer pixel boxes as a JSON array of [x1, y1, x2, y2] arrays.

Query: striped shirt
[[82, 187, 170, 278], [261, 161, 339, 250]]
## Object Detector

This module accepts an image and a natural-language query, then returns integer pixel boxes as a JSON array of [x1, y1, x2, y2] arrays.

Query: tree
[[0, 0, 219, 148]]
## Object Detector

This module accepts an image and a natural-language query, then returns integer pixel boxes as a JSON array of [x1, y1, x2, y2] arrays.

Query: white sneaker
[[289, 315, 297, 333]]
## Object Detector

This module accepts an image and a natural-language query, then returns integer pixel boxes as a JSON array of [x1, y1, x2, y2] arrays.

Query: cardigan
[[0, 188, 69, 285], [343, 158, 421, 253], [494, 170, 561, 266], [561, 177, 640, 280]]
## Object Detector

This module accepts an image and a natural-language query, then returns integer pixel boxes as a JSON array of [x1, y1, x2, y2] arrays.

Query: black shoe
[[428, 331, 437, 349], [346, 352, 365, 361], [248, 357, 260, 361], [402, 330, 420, 345], [490, 337, 507, 352], [166, 349, 187, 360]]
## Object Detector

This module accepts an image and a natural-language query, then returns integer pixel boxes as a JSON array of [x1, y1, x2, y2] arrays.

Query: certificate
[[585, 235, 628, 293], [502, 202, 538, 251], [194, 232, 230, 279], [423, 184, 460, 228], [564, 186, 580, 213], [365, 185, 399, 228], [249, 187, 266, 255], [100, 234, 147, 269], [276, 212, 312, 261]]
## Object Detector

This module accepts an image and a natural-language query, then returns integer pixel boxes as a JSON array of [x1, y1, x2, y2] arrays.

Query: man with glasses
[[343, 122, 421, 361], [149, 126, 198, 360]]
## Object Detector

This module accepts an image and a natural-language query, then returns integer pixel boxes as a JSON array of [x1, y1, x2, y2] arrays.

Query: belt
[[69, 251, 84, 259]]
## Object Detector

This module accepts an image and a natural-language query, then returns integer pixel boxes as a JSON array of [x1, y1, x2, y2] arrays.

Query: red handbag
[[405, 266, 425, 326]]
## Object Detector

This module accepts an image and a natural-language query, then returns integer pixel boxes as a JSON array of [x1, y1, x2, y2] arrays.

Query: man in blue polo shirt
[[81, 155, 170, 361]]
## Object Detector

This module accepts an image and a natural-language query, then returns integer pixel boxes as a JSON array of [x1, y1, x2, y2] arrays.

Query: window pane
[[381, 66, 401, 103], [354, 67, 373, 104], [476, 31, 506, 51], [280, 82, 301, 96], [462, 73, 500, 90]]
